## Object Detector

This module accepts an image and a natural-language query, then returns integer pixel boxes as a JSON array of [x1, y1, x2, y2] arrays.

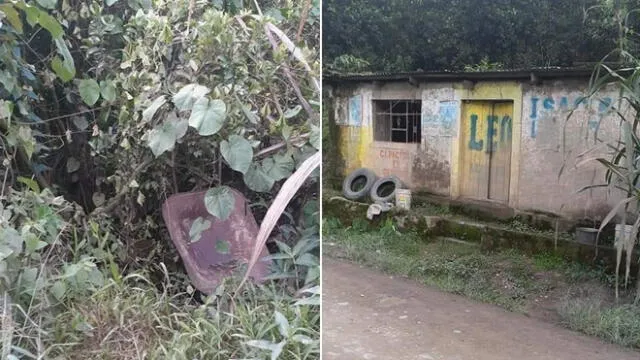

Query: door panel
[[488, 102, 513, 202], [459, 101, 513, 203], [460, 101, 491, 199]]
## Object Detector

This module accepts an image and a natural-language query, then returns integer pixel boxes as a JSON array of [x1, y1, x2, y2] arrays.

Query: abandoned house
[[324, 68, 633, 222]]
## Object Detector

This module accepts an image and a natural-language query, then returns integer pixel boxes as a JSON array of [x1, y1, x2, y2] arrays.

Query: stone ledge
[[323, 196, 638, 275]]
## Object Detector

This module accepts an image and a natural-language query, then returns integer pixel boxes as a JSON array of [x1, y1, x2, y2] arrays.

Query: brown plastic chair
[[161, 188, 271, 294]]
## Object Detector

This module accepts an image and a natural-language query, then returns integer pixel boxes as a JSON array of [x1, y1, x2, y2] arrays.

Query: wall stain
[[412, 145, 450, 194]]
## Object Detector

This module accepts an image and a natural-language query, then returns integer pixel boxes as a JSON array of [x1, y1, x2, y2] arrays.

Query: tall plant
[[571, 1, 640, 301]]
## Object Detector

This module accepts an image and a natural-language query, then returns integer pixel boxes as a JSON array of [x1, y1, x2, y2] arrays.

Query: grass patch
[[324, 217, 640, 349], [47, 275, 320, 359], [558, 296, 640, 348], [324, 218, 546, 312]]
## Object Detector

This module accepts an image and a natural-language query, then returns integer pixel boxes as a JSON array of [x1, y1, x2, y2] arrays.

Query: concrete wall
[[519, 80, 627, 219], [332, 77, 631, 220]]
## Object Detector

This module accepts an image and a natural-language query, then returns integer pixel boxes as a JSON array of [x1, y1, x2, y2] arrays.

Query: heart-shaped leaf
[[147, 113, 189, 157], [189, 97, 226, 136], [100, 80, 117, 102], [204, 186, 235, 221], [244, 163, 274, 192], [78, 79, 100, 106], [262, 153, 294, 181], [220, 135, 253, 174], [50, 280, 66, 301], [66, 157, 80, 173], [173, 84, 210, 111], [142, 96, 167, 123]]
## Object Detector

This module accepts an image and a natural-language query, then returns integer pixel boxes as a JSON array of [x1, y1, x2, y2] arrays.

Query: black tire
[[370, 175, 402, 203], [342, 168, 377, 200]]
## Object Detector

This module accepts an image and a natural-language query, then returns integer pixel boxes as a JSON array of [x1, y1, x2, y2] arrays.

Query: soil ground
[[322, 258, 640, 360]]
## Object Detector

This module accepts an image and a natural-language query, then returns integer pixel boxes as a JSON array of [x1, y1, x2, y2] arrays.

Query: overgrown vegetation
[[323, 217, 640, 348], [323, 0, 640, 72], [0, 0, 319, 358], [565, 1, 640, 302]]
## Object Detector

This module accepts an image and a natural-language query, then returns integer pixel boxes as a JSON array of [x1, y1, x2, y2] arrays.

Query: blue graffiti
[[469, 114, 512, 152], [529, 96, 612, 138], [469, 114, 483, 151], [500, 116, 512, 143], [348, 95, 362, 127], [486, 115, 498, 153]]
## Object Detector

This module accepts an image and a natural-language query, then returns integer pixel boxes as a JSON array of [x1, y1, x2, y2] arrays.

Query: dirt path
[[322, 258, 640, 360]]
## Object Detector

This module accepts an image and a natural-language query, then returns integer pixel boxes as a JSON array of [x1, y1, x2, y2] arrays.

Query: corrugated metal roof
[[323, 67, 598, 83]]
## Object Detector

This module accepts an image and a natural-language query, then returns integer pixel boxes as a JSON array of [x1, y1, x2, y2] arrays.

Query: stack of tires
[[341, 168, 402, 203]]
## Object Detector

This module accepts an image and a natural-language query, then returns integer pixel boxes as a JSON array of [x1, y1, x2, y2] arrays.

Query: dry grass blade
[[1, 293, 12, 360], [235, 152, 320, 296], [265, 23, 320, 93]]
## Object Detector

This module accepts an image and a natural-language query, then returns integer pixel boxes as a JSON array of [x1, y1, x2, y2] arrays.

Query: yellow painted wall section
[[338, 126, 373, 175], [453, 82, 523, 209]]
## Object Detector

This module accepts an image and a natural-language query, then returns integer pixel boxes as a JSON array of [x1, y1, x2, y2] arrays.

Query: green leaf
[[204, 186, 235, 221], [296, 253, 318, 267], [18, 3, 41, 26], [220, 135, 253, 174], [147, 123, 175, 157], [189, 217, 211, 243], [284, 105, 302, 119], [106, 0, 120, 6], [51, 57, 75, 82], [310, 124, 320, 149], [25, 236, 47, 254], [142, 96, 167, 123], [215, 239, 230, 254], [189, 97, 226, 136], [274, 311, 289, 338], [0, 227, 23, 255], [51, 38, 76, 82], [100, 80, 117, 102], [36, 0, 58, 9], [0, 100, 13, 120], [17, 176, 40, 193], [21, 267, 38, 285], [146, 113, 187, 157], [38, 12, 63, 38], [17, 126, 35, 159], [78, 79, 101, 106], [292, 334, 314, 345], [72, 116, 89, 130], [92, 192, 105, 207], [173, 84, 210, 111], [246, 340, 279, 352], [303, 199, 318, 226], [262, 153, 294, 181], [66, 157, 80, 173], [0, 4, 23, 33], [241, 104, 260, 124], [244, 163, 274, 192], [50, 280, 66, 301]]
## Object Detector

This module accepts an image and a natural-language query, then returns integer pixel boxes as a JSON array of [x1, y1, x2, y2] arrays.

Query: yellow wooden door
[[488, 102, 513, 202], [460, 101, 492, 199], [459, 101, 513, 203]]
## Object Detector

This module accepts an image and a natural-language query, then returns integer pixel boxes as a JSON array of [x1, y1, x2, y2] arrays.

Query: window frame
[[372, 99, 422, 144]]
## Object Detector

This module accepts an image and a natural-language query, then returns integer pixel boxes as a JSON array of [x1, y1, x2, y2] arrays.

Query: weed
[[323, 224, 540, 311], [558, 297, 640, 348], [533, 252, 567, 271]]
